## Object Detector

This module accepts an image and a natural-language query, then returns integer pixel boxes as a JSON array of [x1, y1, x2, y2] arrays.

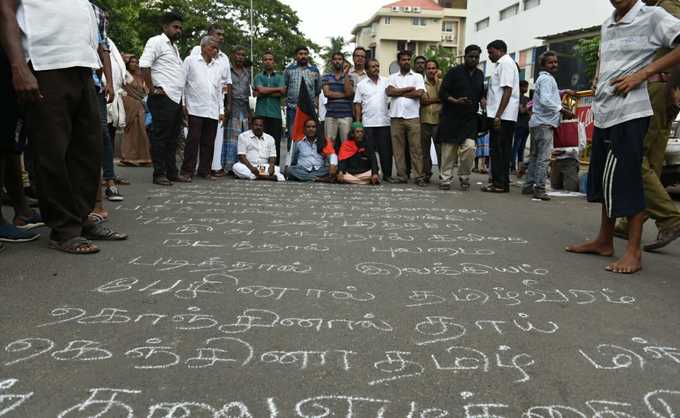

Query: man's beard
[[298, 58, 308, 66]]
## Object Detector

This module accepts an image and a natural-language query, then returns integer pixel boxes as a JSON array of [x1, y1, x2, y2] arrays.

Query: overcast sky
[[279, 0, 391, 52]]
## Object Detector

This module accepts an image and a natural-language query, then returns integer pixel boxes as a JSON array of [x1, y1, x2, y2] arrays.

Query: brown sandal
[[49, 237, 100, 254]]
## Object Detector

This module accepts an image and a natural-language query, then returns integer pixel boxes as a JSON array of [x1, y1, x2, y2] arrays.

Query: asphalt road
[[1, 167, 679, 417]]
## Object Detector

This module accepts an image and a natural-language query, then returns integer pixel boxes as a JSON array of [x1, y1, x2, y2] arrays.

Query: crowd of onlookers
[[1, 0, 680, 275]]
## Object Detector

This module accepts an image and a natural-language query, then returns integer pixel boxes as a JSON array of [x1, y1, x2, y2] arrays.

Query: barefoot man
[[566, 0, 680, 273]]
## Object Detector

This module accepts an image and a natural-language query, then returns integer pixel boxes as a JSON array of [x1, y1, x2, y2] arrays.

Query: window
[[384, 16, 391, 24], [499, 3, 519, 20], [412, 17, 426, 26], [475, 17, 490, 31], [442, 21, 454, 32], [523, 0, 540, 10]]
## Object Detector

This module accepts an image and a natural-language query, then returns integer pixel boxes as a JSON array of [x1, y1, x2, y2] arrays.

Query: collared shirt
[[254, 71, 284, 119], [294, 137, 327, 171], [183, 53, 224, 120], [16, 0, 100, 72], [322, 72, 353, 118], [354, 76, 390, 127], [594, 1, 680, 128], [438, 64, 485, 144], [231, 66, 251, 102], [191, 46, 232, 86], [139, 33, 185, 104], [421, 77, 442, 125], [349, 68, 368, 92], [530, 71, 562, 128], [388, 70, 425, 119], [90, 2, 109, 49], [237, 130, 277, 166], [486, 54, 520, 122], [284, 62, 321, 109]]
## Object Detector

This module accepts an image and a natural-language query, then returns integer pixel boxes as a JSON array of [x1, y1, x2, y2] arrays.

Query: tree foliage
[[99, 0, 318, 71], [424, 46, 459, 72], [574, 36, 600, 84]]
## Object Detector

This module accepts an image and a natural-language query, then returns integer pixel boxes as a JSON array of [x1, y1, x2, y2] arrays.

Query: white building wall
[[465, 0, 612, 79]]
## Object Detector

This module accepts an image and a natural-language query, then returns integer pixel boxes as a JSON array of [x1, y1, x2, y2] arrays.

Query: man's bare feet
[[565, 240, 614, 257], [605, 251, 642, 274]]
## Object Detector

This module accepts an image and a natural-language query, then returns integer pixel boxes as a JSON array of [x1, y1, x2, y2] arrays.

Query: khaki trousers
[[619, 82, 680, 232], [439, 139, 476, 185], [391, 118, 423, 181]]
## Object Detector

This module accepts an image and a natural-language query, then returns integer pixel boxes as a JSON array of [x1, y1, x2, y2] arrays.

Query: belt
[[648, 73, 671, 83]]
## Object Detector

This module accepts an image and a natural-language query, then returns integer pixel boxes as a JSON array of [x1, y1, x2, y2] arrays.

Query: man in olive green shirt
[[254, 52, 286, 164], [421, 59, 442, 182]]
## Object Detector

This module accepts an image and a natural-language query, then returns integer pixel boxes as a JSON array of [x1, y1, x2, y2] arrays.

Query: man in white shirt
[[354, 59, 392, 181], [189, 24, 233, 178], [0, 0, 127, 254], [483, 39, 520, 193], [180, 36, 223, 180], [233, 116, 286, 182], [386, 50, 426, 186], [139, 11, 188, 186]]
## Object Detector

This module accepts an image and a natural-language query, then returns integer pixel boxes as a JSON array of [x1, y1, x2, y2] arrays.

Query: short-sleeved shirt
[[237, 130, 277, 166], [388, 70, 426, 119], [349, 69, 368, 92], [322, 73, 353, 118], [594, 1, 680, 129], [293, 137, 327, 171], [486, 54, 520, 122], [354, 76, 390, 127], [438, 64, 485, 144], [254, 71, 284, 119], [421, 77, 442, 125], [517, 96, 530, 128], [284, 62, 321, 109], [17, 0, 100, 72], [182, 54, 224, 120], [230, 66, 251, 109], [139, 33, 185, 104], [530, 71, 562, 128]]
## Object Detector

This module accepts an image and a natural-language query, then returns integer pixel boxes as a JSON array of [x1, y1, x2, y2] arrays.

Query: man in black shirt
[[512, 80, 530, 173], [437, 45, 485, 191], [337, 122, 380, 185]]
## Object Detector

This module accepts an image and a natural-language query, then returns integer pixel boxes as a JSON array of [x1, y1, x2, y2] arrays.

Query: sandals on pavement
[[49, 236, 99, 254], [153, 176, 173, 186], [481, 185, 508, 193], [13, 211, 45, 230], [83, 224, 128, 241]]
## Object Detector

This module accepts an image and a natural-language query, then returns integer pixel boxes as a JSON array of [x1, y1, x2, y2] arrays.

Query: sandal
[[114, 177, 131, 186], [88, 212, 108, 224], [481, 185, 508, 193], [83, 224, 128, 241], [49, 236, 100, 254], [153, 176, 173, 186]]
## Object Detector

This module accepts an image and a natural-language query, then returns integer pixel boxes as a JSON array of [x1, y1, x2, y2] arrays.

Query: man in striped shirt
[[567, 0, 680, 274]]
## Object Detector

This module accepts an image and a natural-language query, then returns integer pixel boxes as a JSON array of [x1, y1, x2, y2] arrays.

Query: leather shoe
[[168, 175, 192, 183]]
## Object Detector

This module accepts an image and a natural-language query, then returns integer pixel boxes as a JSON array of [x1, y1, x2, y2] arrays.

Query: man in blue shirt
[[322, 52, 353, 144], [523, 51, 574, 201], [287, 119, 337, 182]]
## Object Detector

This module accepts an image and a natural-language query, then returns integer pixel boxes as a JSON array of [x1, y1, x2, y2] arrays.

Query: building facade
[[465, 0, 611, 87], [352, 0, 467, 75]]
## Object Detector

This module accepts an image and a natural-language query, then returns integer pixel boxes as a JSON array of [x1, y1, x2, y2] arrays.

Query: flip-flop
[[481, 185, 508, 193], [49, 237, 100, 254]]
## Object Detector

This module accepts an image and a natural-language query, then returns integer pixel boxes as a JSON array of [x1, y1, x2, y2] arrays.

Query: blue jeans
[[511, 126, 529, 171], [98, 92, 115, 180], [287, 165, 329, 182], [526, 125, 554, 192]]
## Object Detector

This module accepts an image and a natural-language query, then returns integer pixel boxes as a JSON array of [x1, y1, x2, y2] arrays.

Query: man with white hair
[[180, 36, 223, 180]]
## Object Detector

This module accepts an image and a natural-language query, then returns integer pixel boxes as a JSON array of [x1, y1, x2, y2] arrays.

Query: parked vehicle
[[662, 118, 680, 187]]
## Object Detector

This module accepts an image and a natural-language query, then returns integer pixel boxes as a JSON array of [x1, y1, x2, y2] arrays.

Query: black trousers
[[262, 116, 283, 165], [148, 94, 182, 179], [25, 67, 102, 241], [489, 118, 516, 190], [365, 126, 393, 179], [181, 115, 218, 177]]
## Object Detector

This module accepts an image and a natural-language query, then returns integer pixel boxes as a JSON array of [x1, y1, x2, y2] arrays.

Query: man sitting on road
[[287, 119, 337, 182], [337, 122, 380, 185], [233, 116, 285, 182]]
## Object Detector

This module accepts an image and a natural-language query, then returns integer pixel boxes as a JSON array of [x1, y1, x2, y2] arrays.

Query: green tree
[[574, 36, 600, 85], [100, 0, 318, 71], [424, 46, 459, 72], [320, 36, 348, 73]]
